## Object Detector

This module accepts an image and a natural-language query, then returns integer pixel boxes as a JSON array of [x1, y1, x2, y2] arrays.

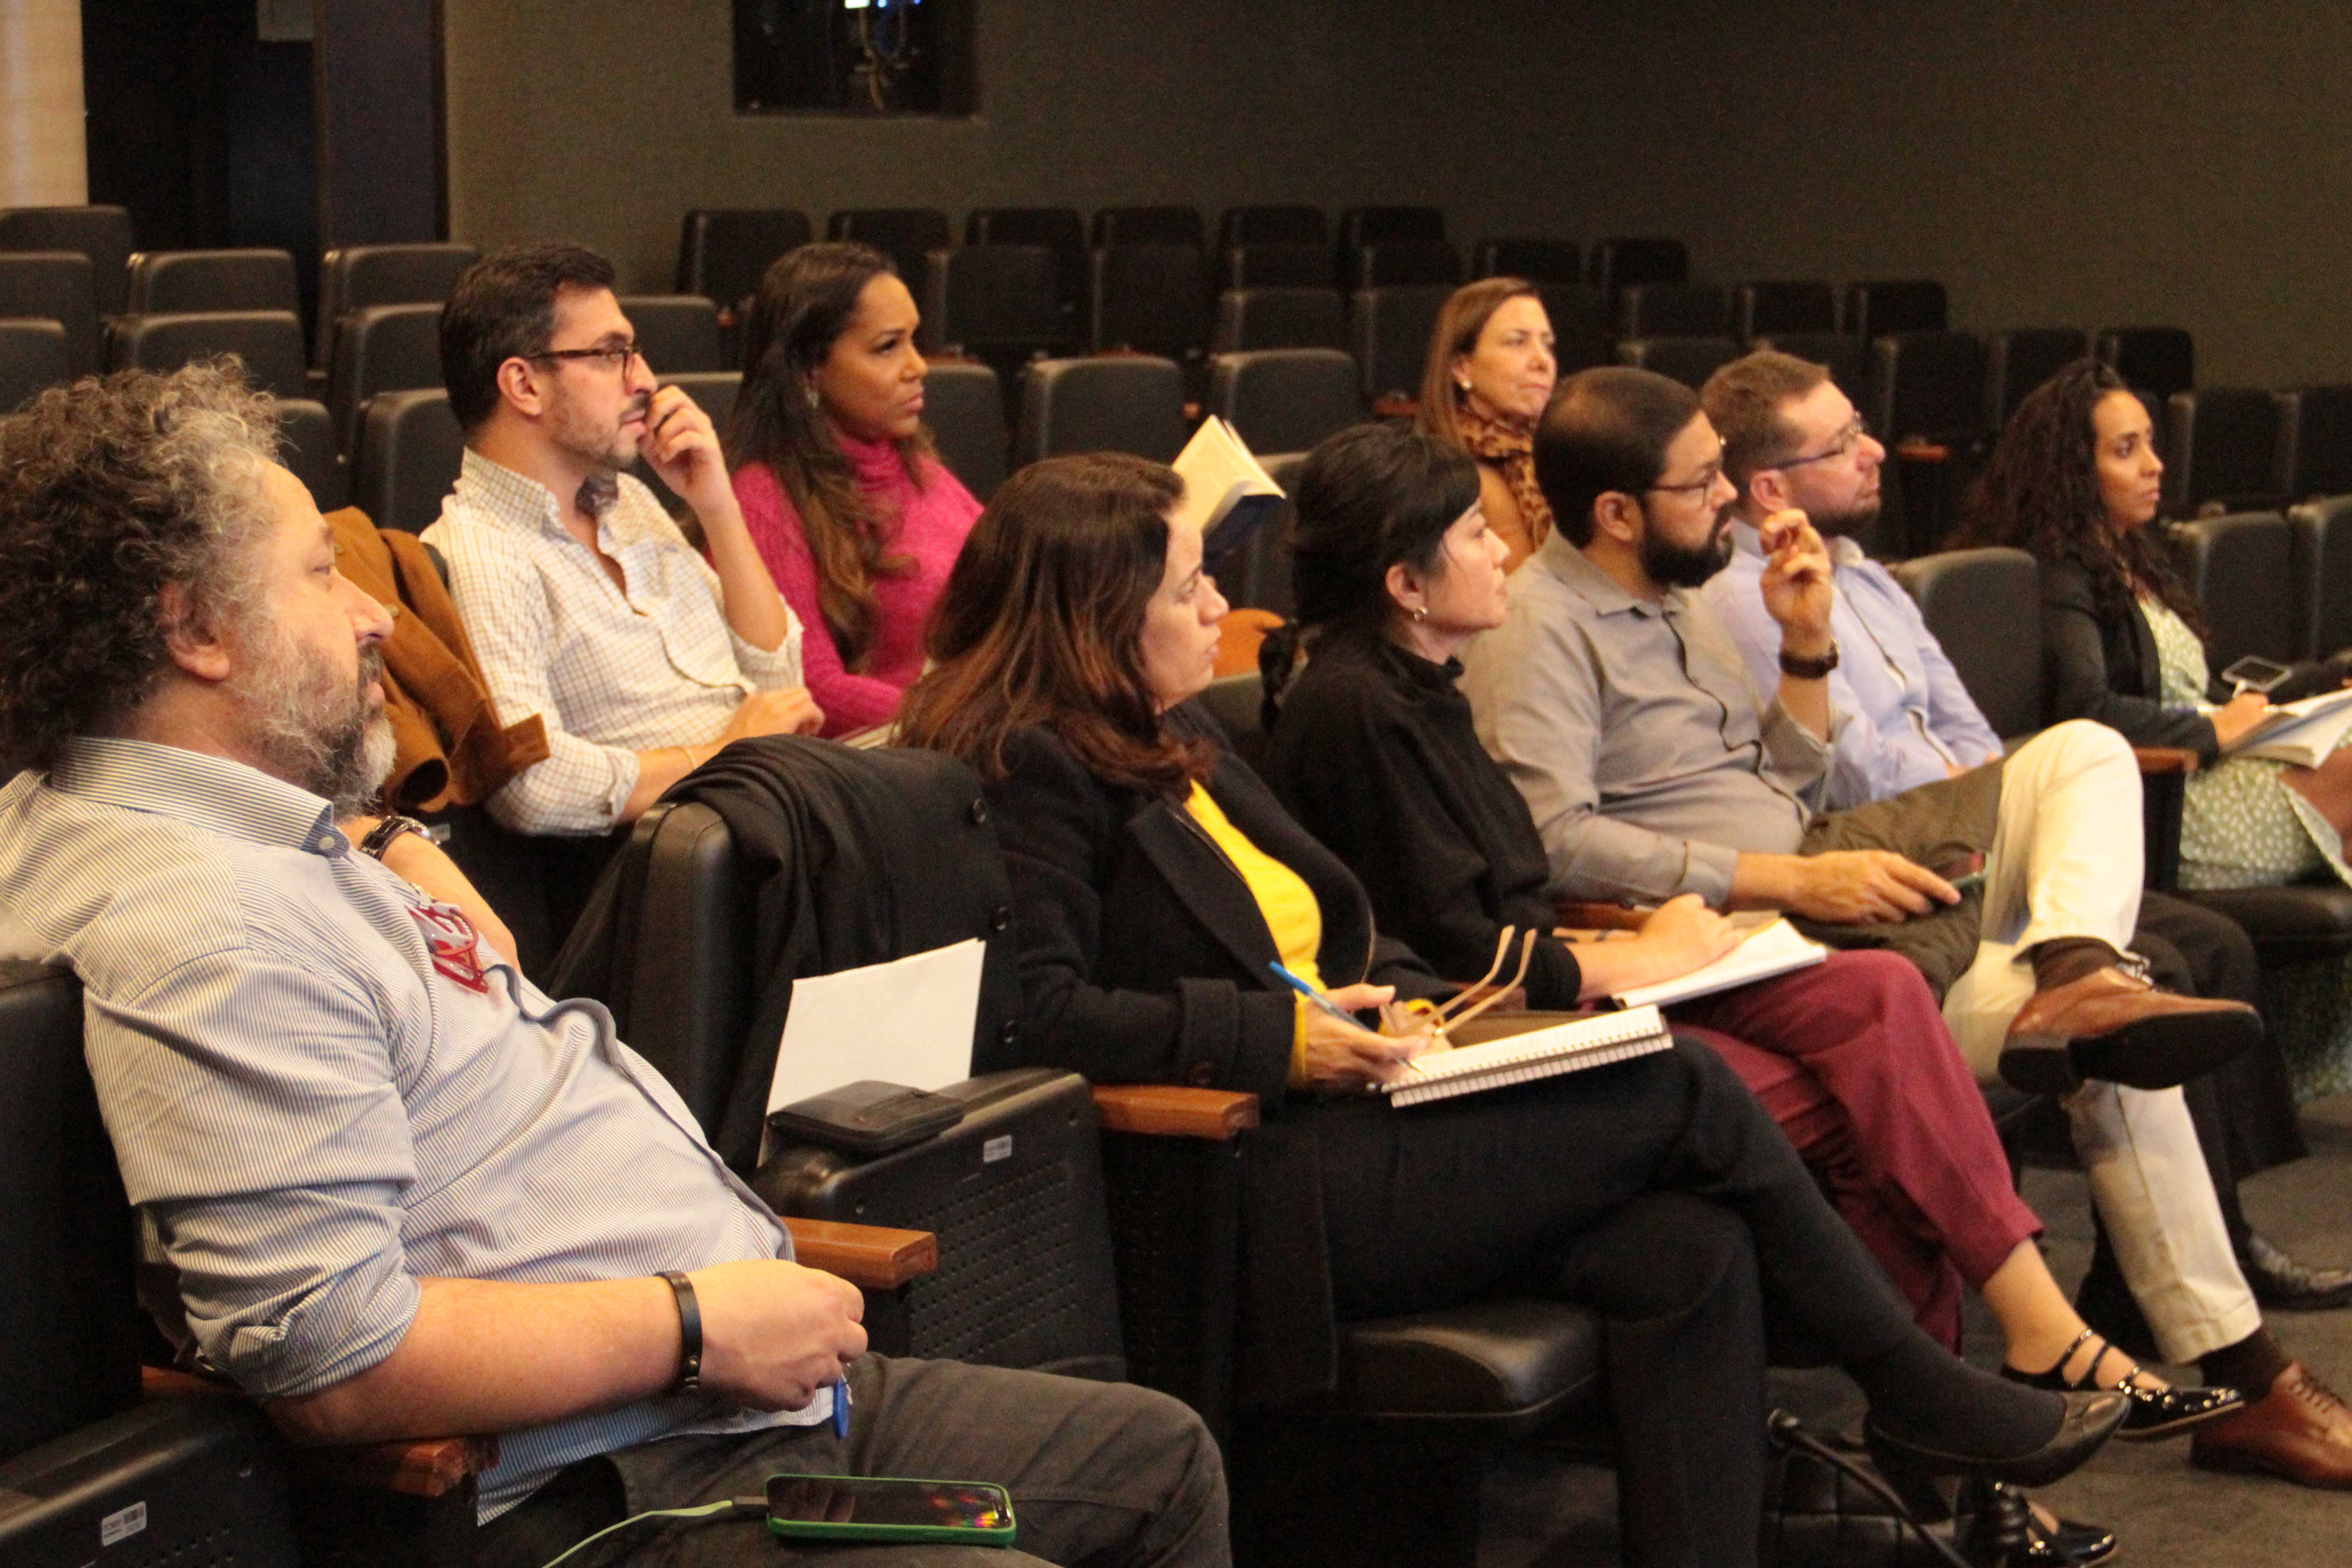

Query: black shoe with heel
[[1863, 1389, 2129, 1519], [2003, 1326, 2244, 1441]]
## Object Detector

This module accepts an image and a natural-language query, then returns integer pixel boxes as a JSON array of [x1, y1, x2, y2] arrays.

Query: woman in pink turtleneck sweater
[[727, 242, 983, 738]]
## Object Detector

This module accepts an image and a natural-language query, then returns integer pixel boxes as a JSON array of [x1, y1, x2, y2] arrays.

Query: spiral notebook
[[1382, 1004, 1672, 1107]]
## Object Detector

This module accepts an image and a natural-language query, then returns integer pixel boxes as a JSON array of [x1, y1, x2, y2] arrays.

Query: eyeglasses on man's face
[[1769, 414, 1870, 471], [1647, 459, 1726, 499], [529, 340, 643, 376]]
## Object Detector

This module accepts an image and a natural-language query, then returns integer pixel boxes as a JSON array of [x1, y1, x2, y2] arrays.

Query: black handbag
[[1757, 1411, 2029, 1568]]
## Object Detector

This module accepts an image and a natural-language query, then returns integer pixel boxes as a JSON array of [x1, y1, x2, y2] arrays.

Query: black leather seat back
[[315, 243, 476, 369], [1015, 355, 1188, 466], [108, 310, 307, 399], [1613, 281, 1729, 340], [1891, 548, 2043, 740], [2170, 510, 2301, 669], [2275, 384, 2352, 502], [0, 960, 143, 1463], [125, 248, 299, 316], [1207, 348, 1361, 457], [2097, 326, 2194, 401], [1347, 283, 1451, 403], [2164, 388, 2284, 515], [922, 359, 1007, 502], [1346, 240, 1462, 290], [352, 387, 463, 534], [0, 318, 70, 412], [1089, 245, 1208, 360], [276, 396, 348, 511], [1221, 206, 1325, 247], [963, 207, 1085, 318], [0, 251, 99, 374], [826, 208, 952, 294], [1867, 330, 1987, 442], [1218, 242, 1333, 292], [1212, 286, 1345, 353], [0, 204, 134, 317], [1537, 283, 1612, 374], [1982, 328, 2089, 429], [1092, 205, 1204, 250], [919, 245, 1066, 360], [2293, 495, 2352, 660], [1733, 280, 1836, 340], [1586, 236, 1688, 292], [620, 294, 725, 375], [1474, 238, 1580, 284], [327, 302, 442, 453], [1842, 279, 1946, 339], [675, 208, 812, 314], [1216, 450, 1304, 620], [1615, 334, 1740, 390]]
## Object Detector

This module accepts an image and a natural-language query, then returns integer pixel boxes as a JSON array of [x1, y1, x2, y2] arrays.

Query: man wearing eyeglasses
[[423, 243, 823, 838]]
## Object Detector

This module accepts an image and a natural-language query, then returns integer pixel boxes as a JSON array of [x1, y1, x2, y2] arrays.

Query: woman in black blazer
[[895, 452, 2119, 1568]]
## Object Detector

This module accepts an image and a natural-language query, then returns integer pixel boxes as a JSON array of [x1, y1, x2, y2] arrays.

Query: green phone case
[[764, 1475, 1018, 1548]]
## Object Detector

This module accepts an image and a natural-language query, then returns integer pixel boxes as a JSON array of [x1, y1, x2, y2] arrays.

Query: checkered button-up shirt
[[422, 451, 803, 834]]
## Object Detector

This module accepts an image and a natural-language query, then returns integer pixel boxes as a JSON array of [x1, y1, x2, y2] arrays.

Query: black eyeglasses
[[528, 341, 642, 375], [1646, 458, 1726, 498], [1766, 414, 1870, 471]]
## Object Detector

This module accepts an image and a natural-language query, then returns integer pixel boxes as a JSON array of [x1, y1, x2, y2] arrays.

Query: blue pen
[[1270, 961, 1358, 1024], [832, 1375, 851, 1438]]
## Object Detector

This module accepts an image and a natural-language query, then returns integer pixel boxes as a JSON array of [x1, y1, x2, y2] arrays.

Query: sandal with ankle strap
[[2003, 1327, 2245, 1441]]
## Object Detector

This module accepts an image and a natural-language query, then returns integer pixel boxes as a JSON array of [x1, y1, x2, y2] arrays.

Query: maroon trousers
[[1670, 948, 2039, 1350]]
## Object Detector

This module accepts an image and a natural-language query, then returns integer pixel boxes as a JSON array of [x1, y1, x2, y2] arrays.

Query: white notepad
[[1608, 917, 1828, 1010], [1381, 1004, 1672, 1107]]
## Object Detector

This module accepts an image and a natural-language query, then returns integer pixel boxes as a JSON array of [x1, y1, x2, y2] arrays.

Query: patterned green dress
[[2144, 597, 2352, 1095]]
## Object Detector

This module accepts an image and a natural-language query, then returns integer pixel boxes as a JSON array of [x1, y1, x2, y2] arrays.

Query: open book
[[1382, 1004, 1672, 1108], [1606, 916, 1828, 1010], [1171, 415, 1285, 561], [2220, 687, 2352, 767]]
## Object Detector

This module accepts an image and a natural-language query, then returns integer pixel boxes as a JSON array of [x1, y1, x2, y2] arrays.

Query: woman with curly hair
[[727, 242, 982, 738], [1955, 358, 2352, 894], [1415, 276, 1558, 571]]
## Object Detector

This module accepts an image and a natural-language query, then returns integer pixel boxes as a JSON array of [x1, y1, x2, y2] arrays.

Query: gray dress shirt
[[1458, 531, 1836, 906], [0, 740, 823, 1521]]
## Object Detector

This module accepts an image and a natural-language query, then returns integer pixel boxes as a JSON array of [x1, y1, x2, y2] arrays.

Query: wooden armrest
[[1093, 1083, 1260, 1141], [2133, 746, 2200, 775], [1370, 392, 1421, 420], [1893, 437, 1951, 463], [1554, 898, 1651, 931], [1442, 983, 1528, 1015], [141, 1366, 495, 1499], [784, 1216, 938, 1289]]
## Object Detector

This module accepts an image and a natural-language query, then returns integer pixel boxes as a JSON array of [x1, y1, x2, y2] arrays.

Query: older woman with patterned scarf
[[1415, 276, 1558, 570]]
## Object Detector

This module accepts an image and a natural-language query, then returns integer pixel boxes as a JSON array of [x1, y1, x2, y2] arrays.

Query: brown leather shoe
[[2190, 1362, 2352, 1489], [1997, 965, 2261, 1094]]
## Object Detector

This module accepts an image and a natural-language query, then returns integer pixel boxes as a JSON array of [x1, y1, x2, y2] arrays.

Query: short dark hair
[[1288, 422, 1480, 637], [1534, 367, 1702, 546], [439, 242, 618, 431], [0, 363, 282, 773], [1702, 350, 1828, 488]]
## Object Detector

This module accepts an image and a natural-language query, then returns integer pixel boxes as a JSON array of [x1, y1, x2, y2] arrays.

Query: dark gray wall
[[444, 0, 2352, 386]]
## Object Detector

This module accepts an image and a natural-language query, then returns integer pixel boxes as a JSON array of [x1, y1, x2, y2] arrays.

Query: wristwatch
[[1778, 641, 1841, 681], [358, 814, 431, 861]]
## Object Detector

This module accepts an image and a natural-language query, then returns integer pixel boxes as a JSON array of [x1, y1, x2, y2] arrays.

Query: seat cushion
[[1334, 1297, 1602, 1422]]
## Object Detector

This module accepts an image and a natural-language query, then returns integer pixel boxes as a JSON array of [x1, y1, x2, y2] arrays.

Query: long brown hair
[[727, 242, 937, 671], [1954, 358, 2205, 637], [1414, 275, 1541, 449], [895, 453, 1216, 796]]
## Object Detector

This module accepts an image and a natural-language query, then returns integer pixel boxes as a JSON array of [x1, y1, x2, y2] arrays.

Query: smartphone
[[2222, 655, 2295, 694], [764, 1474, 1017, 1548]]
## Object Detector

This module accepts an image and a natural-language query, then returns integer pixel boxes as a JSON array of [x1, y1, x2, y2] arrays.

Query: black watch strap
[[1778, 640, 1840, 680], [660, 1270, 703, 1392], [358, 814, 430, 861]]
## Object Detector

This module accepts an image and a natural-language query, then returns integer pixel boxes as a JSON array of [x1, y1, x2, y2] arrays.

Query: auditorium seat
[[1220, 205, 1325, 247], [919, 245, 1069, 383], [314, 243, 475, 370], [1089, 244, 1209, 362], [1216, 451, 1306, 619], [827, 208, 952, 291], [1345, 239, 1463, 289], [0, 204, 133, 317], [619, 294, 725, 375], [1337, 205, 1446, 255], [675, 207, 812, 316], [2169, 510, 2302, 669], [1348, 283, 1453, 405], [923, 359, 1008, 502], [351, 387, 464, 534], [1014, 355, 1187, 466], [0, 252, 98, 374], [1732, 280, 1836, 341], [325, 302, 442, 453], [1585, 237, 1688, 293], [1092, 205, 1205, 249], [1981, 327, 2088, 429], [964, 206, 1086, 324], [1866, 331, 1988, 556], [1218, 240, 1334, 291], [1537, 283, 1612, 374], [124, 247, 299, 317], [2162, 388, 2284, 516], [1206, 349, 1361, 456], [108, 310, 306, 399], [2274, 385, 2352, 501], [1212, 286, 1346, 353], [1474, 239, 1580, 284], [1755, 332, 1867, 399], [0, 318, 69, 411], [2292, 494, 2352, 660], [276, 397, 347, 511], [1612, 281, 1729, 340], [2097, 326, 2194, 401], [1614, 334, 1740, 390], [1889, 548, 2045, 741], [1842, 279, 1947, 339]]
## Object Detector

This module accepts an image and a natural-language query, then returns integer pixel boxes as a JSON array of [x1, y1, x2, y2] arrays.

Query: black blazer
[[977, 712, 1445, 1112], [2039, 559, 2220, 763]]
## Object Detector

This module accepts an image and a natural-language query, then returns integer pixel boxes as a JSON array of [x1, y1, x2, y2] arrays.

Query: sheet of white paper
[[764, 937, 986, 1120]]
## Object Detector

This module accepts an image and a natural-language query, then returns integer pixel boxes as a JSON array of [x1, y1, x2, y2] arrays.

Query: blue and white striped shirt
[[0, 738, 823, 1520]]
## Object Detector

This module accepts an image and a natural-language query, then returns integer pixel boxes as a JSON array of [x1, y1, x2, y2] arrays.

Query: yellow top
[[1184, 780, 1324, 1085]]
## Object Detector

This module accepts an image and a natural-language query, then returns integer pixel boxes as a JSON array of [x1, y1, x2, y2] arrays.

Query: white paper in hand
[[760, 938, 986, 1162]]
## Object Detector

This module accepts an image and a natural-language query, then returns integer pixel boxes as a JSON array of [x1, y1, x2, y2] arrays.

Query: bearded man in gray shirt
[[0, 365, 1226, 1566]]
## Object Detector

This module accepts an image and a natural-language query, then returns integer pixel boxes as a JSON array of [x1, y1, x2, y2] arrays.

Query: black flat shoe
[[2004, 1327, 2245, 1441], [1957, 1480, 2118, 1568], [1864, 1388, 2129, 1517], [2243, 1231, 2352, 1311]]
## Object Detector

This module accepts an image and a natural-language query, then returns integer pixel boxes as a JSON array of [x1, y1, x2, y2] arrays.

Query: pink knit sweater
[[732, 436, 982, 738]]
